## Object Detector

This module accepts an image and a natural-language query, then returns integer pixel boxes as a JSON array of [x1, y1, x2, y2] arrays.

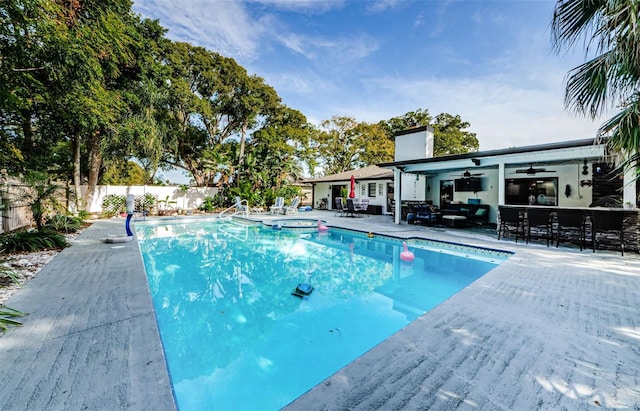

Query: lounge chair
[[270, 197, 285, 215], [284, 197, 300, 215], [235, 196, 248, 216]]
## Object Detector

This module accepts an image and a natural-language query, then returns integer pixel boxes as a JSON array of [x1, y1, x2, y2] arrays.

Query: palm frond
[[551, 0, 607, 52], [598, 98, 640, 153], [564, 52, 611, 117]]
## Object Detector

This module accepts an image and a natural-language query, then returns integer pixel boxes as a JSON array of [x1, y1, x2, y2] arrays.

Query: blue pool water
[[136, 219, 507, 411]]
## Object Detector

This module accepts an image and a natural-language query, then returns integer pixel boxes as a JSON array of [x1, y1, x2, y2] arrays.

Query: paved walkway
[[1, 213, 639, 410]]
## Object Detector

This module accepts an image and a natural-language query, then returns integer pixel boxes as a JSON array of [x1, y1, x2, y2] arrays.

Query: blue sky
[[132, 0, 610, 181]]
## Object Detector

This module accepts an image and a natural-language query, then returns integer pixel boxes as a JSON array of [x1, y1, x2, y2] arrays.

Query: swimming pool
[[136, 219, 508, 410]]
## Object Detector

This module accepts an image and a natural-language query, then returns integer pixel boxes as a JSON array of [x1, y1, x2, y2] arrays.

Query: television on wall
[[454, 177, 482, 192]]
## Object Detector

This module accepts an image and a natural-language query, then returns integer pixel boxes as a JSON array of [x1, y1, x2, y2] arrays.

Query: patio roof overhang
[[378, 138, 609, 175]]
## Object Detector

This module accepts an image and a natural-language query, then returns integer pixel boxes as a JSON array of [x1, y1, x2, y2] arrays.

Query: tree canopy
[[1, 0, 482, 209]]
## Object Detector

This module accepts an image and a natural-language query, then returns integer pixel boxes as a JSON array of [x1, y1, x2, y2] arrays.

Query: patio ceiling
[[390, 142, 607, 176]]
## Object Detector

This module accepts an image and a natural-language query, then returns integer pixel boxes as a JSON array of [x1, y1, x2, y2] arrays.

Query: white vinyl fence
[[82, 185, 219, 214], [1, 180, 219, 233]]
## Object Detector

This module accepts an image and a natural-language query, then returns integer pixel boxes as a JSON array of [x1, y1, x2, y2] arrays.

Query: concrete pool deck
[[1, 212, 639, 410]]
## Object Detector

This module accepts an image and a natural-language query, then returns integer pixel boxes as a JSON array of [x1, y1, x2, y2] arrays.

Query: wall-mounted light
[[565, 184, 571, 197], [582, 159, 589, 175], [471, 158, 481, 166]]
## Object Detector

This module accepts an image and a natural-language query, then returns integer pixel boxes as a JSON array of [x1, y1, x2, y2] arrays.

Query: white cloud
[[133, 0, 264, 62], [250, 0, 345, 13], [366, 0, 402, 13]]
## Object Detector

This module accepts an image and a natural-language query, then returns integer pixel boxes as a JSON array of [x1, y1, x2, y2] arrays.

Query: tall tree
[[551, 0, 640, 177], [162, 41, 282, 186], [101, 18, 170, 185], [249, 105, 309, 201], [0, 0, 69, 174], [431, 113, 479, 155], [314, 117, 356, 175], [379, 108, 433, 137], [1, 0, 156, 210]]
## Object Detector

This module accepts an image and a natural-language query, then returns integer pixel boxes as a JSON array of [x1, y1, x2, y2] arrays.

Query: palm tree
[[551, 0, 640, 176]]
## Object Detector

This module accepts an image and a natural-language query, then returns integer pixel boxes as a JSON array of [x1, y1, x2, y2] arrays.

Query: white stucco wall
[[400, 174, 427, 201], [311, 180, 391, 212]]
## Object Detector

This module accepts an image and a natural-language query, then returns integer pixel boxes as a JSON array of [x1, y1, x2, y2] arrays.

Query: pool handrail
[[219, 199, 249, 220], [219, 220, 249, 241]]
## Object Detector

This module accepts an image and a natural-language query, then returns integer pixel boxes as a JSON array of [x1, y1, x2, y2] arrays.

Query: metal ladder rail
[[219, 221, 249, 241], [219, 200, 249, 220]]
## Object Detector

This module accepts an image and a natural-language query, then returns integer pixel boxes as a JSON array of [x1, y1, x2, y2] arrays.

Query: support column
[[623, 163, 638, 207], [394, 168, 402, 224], [498, 162, 506, 205]]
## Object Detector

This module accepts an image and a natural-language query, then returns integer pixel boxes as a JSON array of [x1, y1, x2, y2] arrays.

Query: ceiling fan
[[455, 170, 484, 178], [515, 164, 556, 175]]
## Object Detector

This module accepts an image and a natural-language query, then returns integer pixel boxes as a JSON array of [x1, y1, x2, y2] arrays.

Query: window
[[505, 178, 558, 206], [368, 183, 376, 197]]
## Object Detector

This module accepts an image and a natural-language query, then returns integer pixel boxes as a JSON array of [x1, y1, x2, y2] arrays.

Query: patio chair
[[283, 197, 300, 215], [497, 206, 524, 242], [334, 197, 345, 217], [525, 208, 552, 246], [270, 197, 285, 215], [591, 210, 625, 255], [555, 209, 585, 250], [235, 196, 247, 212], [345, 198, 359, 217], [407, 205, 436, 225], [356, 198, 369, 215]]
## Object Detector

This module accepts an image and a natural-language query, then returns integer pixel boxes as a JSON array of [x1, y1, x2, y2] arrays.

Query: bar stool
[[591, 210, 625, 255], [525, 208, 552, 246], [498, 206, 524, 242], [555, 209, 586, 250]]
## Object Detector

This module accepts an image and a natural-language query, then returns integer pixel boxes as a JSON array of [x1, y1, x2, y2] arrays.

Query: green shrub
[[77, 210, 91, 220], [102, 194, 126, 216], [0, 230, 69, 253], [44, 215, 83, 233], [0, 305, 26, 331], [0, 261, 22, 286], [199, 196, 216, 212], [137, 193, 156, 212]]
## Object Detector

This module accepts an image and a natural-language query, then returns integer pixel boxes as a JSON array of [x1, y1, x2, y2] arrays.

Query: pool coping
[[1, 212, 639, 410]]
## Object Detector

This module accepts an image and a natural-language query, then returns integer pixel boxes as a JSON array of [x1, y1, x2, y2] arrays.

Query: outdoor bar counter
[[499, 204, 640, 253]]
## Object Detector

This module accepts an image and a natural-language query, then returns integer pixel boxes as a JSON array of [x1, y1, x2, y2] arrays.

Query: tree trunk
[[85, 132, 103, 211], [238, 121, 248, 167], [20, 109, 34, 149], [71, 133, 82, 212]]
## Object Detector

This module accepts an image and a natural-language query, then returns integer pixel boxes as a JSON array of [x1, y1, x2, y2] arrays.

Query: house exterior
[[303, 165, 396, 214], [379, 127, 639, 225]]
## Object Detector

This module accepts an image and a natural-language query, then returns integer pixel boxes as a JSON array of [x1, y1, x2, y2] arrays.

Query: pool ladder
[[219, 200, 249, 220], [219, 221, 249, 242]]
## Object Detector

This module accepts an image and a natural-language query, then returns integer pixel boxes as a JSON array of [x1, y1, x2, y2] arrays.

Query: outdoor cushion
[[475, 208, 487, 216]]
